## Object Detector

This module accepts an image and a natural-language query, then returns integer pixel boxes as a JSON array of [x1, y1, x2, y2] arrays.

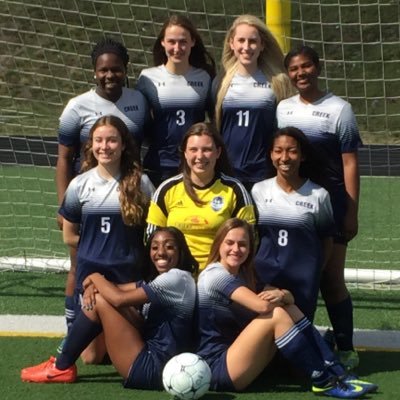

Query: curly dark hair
[[143, 226, 199, 281], [91, 38, 129, 69]]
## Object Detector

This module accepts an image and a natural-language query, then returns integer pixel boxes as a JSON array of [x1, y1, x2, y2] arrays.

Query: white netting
[[0, 0, 399, 287]]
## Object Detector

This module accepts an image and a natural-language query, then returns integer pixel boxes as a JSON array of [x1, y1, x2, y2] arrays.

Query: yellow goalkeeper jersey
[[146, 173, 255, 271]]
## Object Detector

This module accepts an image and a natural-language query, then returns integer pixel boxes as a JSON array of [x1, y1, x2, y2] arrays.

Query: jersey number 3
[[176, 109, 186, 126]]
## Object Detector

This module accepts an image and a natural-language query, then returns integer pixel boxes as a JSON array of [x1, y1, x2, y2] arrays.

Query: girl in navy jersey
[[252, 127, 335, 322], [213, 15, 293, 191], [56, 38, 149, 353], [136, 15, 216, 187], [21, 227, 198, 388], [196, 218, 377, 398], [276, 45, 362, 370], [51, 115, 153, 364]]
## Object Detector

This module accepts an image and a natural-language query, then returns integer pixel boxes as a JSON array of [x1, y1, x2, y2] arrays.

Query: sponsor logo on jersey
[[187, 81, 204, 87], [210, 196, 224, 211], [178, 215, 209, 229]]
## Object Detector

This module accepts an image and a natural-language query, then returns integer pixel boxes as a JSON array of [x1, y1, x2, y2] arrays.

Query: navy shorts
[[123, 344, 163, 390], [208, 350, 235, 392]]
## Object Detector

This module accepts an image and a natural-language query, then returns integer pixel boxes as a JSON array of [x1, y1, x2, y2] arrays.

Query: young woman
[[21, 227, 198, 389], [56, 38, 149, 347], [146, 122, 255, 271], [213, 14, 294, 190], [55, 115, 154, 364], [136, 15, 216, 187], [196, 218, 377, 398], [251, 127, 335, 322], [276, 45, 362, 369]]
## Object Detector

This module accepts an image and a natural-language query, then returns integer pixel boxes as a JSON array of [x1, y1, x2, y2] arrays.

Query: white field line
[[0, 314, 400, 351]]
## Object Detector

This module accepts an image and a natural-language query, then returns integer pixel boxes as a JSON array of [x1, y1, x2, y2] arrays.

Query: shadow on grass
[[0, 271, 65, 298]]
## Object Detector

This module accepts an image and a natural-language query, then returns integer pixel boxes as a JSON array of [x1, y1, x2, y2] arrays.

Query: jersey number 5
[[101, 216, 111, 234]]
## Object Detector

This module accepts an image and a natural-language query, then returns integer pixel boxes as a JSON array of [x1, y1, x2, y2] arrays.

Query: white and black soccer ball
[[162, 352, 211, 400]]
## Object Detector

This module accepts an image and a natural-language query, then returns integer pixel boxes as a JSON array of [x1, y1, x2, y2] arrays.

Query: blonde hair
[[215, 14, 294, 128], [81, 115, 149, 226]]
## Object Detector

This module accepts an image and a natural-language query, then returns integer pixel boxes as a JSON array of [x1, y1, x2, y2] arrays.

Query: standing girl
[[196, 218, 377, 398], [146, 122, 255, 271], [21, 227, 197, 389], [251, 127, 335, 321], [56, 115, 153, 364], [136, 15, 216, 187], [213, 14, 293, 190], [56, 38, 149, 347], [276, 45, 362, 369]]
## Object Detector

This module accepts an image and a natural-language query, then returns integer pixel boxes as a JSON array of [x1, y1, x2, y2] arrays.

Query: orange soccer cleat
[[21, 356, 77, 383]]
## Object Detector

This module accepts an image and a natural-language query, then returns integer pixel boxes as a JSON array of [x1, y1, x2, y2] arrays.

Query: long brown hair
[[81, 115, 149, 225], [206, 218, 256, 290], [152, 14, 216, 78], [179, 122, 232, 205]]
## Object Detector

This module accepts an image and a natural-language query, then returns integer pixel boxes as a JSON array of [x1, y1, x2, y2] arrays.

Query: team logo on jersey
[[312, 111, 330, 119], [295, 200, 314, 210], [187, 81, 204, 87], [124, 105, 139, 112], [210, 196, 224, 211]]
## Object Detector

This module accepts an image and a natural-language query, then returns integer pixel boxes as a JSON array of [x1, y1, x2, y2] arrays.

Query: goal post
[[266, 0, 291, 53]]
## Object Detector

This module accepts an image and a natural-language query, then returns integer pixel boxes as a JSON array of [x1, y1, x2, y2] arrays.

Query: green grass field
[[1, 164, 399, 270], [1, 335, 397, 400]]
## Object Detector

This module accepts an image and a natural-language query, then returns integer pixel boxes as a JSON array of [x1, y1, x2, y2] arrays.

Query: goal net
[[1, 0, 399, 288]]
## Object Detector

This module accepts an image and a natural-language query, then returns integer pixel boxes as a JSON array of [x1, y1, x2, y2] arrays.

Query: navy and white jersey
[[58, 87, 149, 172], [251, 177, 335, 320], [214, 70, 277, 183], [59, 168, 155, 289], [136, 65, 212, 171], [276, 92, 362, 195], [137, 268, 197, 358], [196, 262, 255, 364]]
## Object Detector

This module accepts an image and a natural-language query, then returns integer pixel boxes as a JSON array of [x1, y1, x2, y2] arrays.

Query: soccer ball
[[162, 352, 211, 400]]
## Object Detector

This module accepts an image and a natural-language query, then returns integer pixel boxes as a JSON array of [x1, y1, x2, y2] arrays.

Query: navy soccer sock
[[325, 296, 354, 351], [275, 324, 334, 388], [56, 295, 76, 355], [295, 317, 346, 377], [56, 312, 102, 370], [65, 295, 76, 333]]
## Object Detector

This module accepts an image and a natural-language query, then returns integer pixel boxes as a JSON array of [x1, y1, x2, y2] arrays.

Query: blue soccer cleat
[[312, 379, 369, 398], [342, 375, 378, 394]]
